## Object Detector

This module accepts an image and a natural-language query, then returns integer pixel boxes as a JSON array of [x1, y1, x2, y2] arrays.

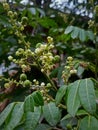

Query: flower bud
[[3, 3, 10, 10], [47, 36, 53, 43], [4, 83, 10, 88], [21, 17, 28, 24], [67, 56, 73, 61], [7, 11, 13, 17], [8, 55, 13, 61], [70, 69, 77, 74]]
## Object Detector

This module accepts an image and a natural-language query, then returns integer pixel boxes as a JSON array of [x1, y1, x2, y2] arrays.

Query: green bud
[[24, 80, 31, 87], [66, 124, 72, 130], [20, 73, 27, 81]]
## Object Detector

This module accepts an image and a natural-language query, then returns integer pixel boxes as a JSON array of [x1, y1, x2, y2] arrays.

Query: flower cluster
[[35, 36, 60, 75], [32, 79, 52, 103], [62, 56, 77, 84], [8, 48, 33, 72], [3, 3, 29, 47]]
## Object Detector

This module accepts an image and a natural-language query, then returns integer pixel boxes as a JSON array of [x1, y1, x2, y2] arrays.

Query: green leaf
[[79, 78, 96, 114], [0, 103, 15, 126], [32, 91, 44, 106], [55, 85, 67, 105], [43, 102, 61, 126], [79, 116, 98, 130], [5, 102, 24, 130], [24, 107, 41, 130], [35, 124, 52, 130], [64, 26, 74, 34], [60, 115, 77, 130], [24, 95, 34, 113], [76, 110, 88, 116], [67, 80, 81, 117], [71, 27, 79, 39], [87, 31, 94, 41], [79, 29, 86, 41]]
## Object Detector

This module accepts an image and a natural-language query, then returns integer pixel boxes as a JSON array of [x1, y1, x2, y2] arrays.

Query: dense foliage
[[0, 0, 98, 130]]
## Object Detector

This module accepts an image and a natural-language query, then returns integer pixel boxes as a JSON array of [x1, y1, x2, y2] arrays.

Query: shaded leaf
[[32, 91, 44, 106], [76, 110, 88, 116], [35, 124, 52, 130], [64, 26, 73, 34], [55, 85, 67, 105], [79, 79, 96, 114], [24, 107, 41, 130], [79, 29, 86, 41], [24, 95, 34, 113], [71, 27, 79, 39], [0, 103, 15, 126], [67, 80, 81, 117], [87, 31, 94, 41], [5, 102, 24, 130], [43, 102, 61, 126], [79, 116, 98, 130]]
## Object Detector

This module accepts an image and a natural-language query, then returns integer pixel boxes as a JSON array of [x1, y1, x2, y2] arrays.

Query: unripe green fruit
[[4, 83, 10, 88], [20, 73, 27, 81], [24, 80, 31, 87], [66, 124, 72, 129]]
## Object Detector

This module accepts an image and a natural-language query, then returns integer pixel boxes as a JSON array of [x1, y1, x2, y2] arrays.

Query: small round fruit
[[20, 73, 27, 81], [4, 83, 10, 88], [24, 80, 31, 87], [66, 124, 72, 130]]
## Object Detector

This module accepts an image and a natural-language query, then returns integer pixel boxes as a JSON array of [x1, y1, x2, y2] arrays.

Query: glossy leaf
[[24, 94, 34, 113], [32, 91, 44, 106], [71, 27, 79, 39], [35, 124, 52, 130], [43, 102, 61, 126], [79, 78, 96, 114], [55, 85, 67, 105], [0, 103, 15, 126], [79, 116, 98, 130], [79, 29, 86, 42], [87, 31, 94, 41], [67, 80, 81, 116], [64, 26, 73, 34], [24, 107, 41, 130], [76, 110, 88, 116], [5, 102, 24, 130]]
